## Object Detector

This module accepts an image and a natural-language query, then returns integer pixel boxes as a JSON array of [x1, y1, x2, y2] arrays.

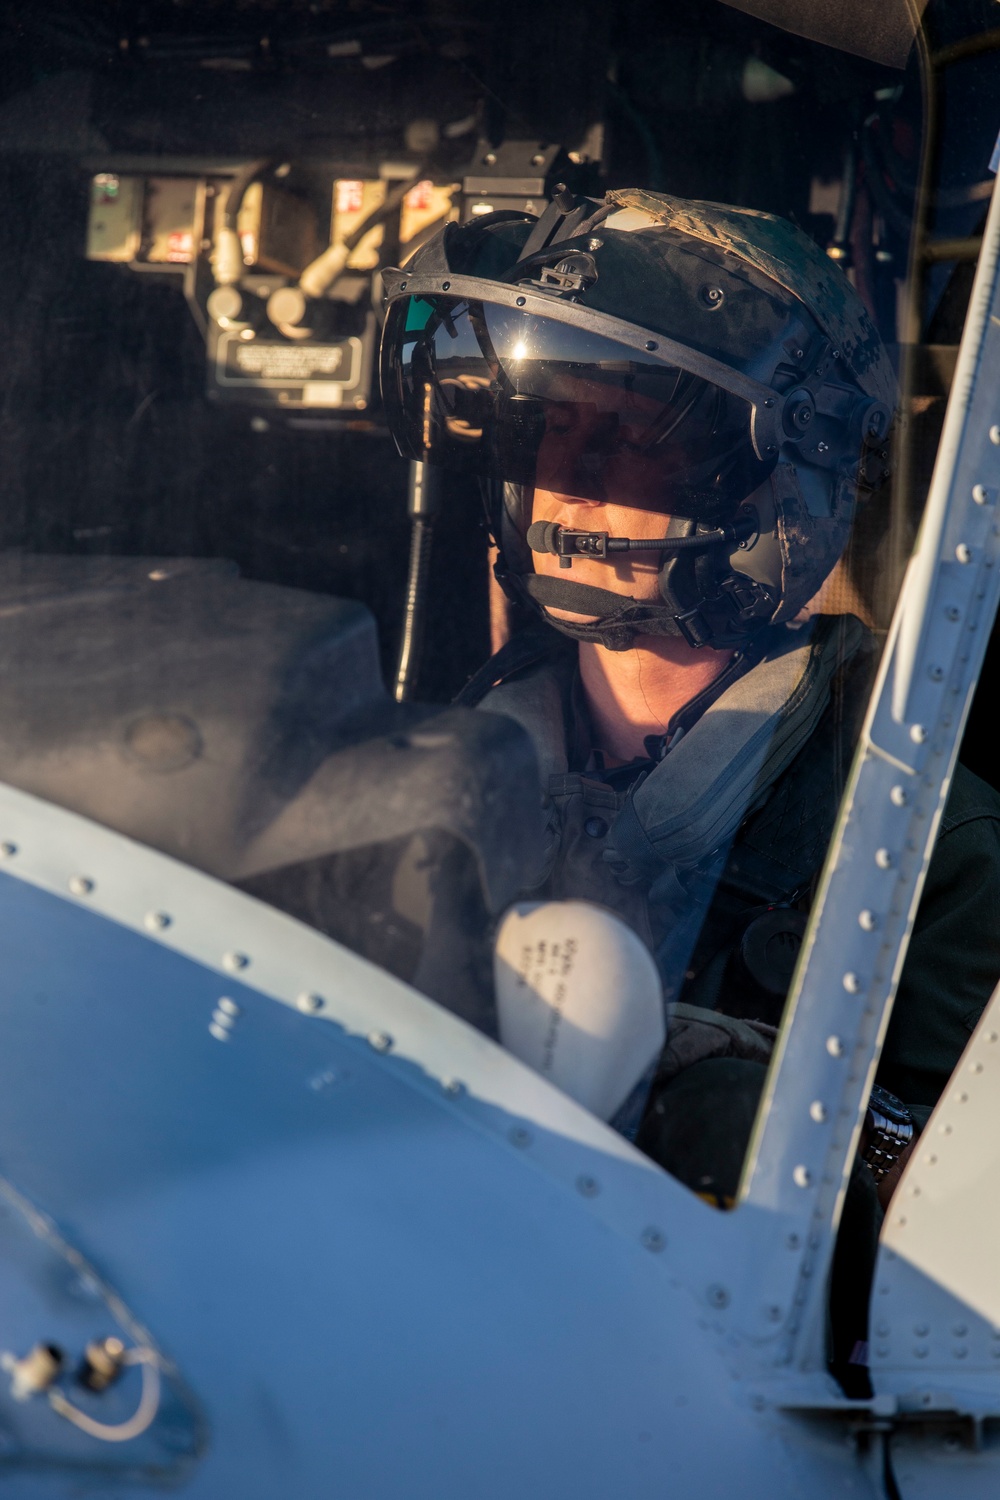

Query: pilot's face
[[527, 386, 681, 620]]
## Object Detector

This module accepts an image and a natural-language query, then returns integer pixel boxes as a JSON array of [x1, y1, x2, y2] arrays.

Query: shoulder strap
[[453, 627, 566, 708], [718, 634, 878, 906]]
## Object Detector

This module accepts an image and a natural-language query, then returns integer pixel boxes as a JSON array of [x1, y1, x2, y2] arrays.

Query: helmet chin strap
[[503, 569, 688, 651]]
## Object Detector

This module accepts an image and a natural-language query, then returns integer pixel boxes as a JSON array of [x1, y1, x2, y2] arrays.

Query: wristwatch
[[862, 1085, 915, 1182]]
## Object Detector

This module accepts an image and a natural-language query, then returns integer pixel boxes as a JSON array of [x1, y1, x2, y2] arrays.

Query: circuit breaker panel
[[84, 142, 573, 423]]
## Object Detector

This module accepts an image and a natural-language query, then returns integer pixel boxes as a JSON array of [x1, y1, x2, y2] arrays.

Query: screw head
[[576, 1174, 599, 1197], [367, 1030, 393, 1053], [809, 1100, 827, 1123], [223, 951, 249, 972], [640, 1227, 665, 1253], [296, 991, 324, 1013], [826, 1035, 844, 1057], [68, 875, 94, 897], [0, 841, 17, 858], [707, 1283, 730, 1308], [793, 1164, 812, 1188], [144, 910, 171, 932], [515, 296, 526, 306], [509, 1125, 532, 1148]]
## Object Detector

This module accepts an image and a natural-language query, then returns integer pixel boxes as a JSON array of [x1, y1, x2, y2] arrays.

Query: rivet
[[909, 724, 927, 744], [707, 1283, 730, 1309], [399, 281, 407, 291], [441, 1077, 464, 1097], [793, 1164, 811, 1188], [509, 1126, 532, 1148], [515, 295, 526, 306], [954, 1347, 968, 1359], [143, 911, 171, 932], [988, 1032, 999, 1043], [367, 1030, 393, 1053], [842, 972, 862, 994], [641, 1227, 666, 1252], [875, 848, 893, 869], [969, 1060, 984, 1073], [309, 1069, 338, 1091], [576, 1175, 600, 1197], [990, 425, 1000, 445], [890, 785, 907, 807], [211, 1007, 234, 1029], [956, 543, 972, 564], [826, 1035, 844, 1058], [296, 991, 324, 1013], [645, 340, 658, 351], [809, 1100, 827, 1123], [0, 841, 16, 858], [956, 1091, 969, 1103], [208, 1022, 231, 1043], [859, 909, 877, 931], [223, 951, 249, 972], [973, 484, 994, 505], [945, 605, 961, 621], [766, 1305, 782, 1323], [876, 1345, 889, 1358], [927, 663, 944, 681], [876, 1321, 889, 1337], [924, 1153, 938, 1165], [914, 1345, 927, 1358], [786, 1233, 801, 1250], [952, 1323, 968, 1337], [68, 876, 94, 896], [751, 1393, 767, 1411], [217, 997, 240, 1017], [441, 280, 450, 291]]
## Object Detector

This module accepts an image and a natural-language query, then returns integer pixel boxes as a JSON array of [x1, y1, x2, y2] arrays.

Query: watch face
[[868, 1084, 913, 1125]]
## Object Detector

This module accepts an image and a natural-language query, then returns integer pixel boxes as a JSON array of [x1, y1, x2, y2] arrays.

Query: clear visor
[[381, 295, 775, 518]]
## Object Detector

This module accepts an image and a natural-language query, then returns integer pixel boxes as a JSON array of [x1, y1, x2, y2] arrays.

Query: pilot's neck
[[579, 635, 734, 766]]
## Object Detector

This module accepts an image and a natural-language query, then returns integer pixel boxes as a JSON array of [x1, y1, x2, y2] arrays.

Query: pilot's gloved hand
[[657, 1002, 777, 1084]]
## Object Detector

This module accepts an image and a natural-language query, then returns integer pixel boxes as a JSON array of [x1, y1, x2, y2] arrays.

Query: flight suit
[[466, 621, 1000, 1137]]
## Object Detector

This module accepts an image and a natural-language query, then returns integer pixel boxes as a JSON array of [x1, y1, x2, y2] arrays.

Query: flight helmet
[[379, 187, 896, 651]]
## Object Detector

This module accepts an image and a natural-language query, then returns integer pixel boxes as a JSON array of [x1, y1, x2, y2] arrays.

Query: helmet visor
[[381, 294, 775, 518]]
